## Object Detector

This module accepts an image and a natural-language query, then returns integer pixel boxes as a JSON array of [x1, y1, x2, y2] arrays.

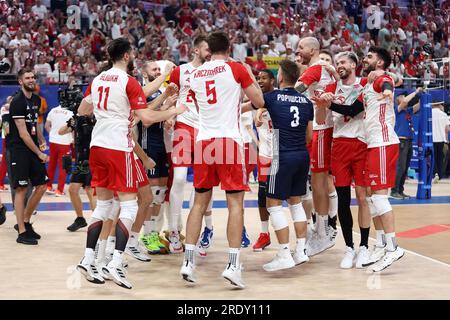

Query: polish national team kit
[[85, 67, 147, 193], [299, 61, 335, 172]]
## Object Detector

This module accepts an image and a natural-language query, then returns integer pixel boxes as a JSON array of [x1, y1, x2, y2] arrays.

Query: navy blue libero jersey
[[137, 89, 165, 152], [263, 88, 313, 153]]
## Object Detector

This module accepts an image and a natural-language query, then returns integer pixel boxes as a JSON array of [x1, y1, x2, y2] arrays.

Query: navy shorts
[[266, 150, 310, 200], [146, 147, 169, 179]]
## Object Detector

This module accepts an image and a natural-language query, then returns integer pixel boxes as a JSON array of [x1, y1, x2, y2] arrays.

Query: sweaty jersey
[[264, 88, 314, 153], [169, 63, 199, 129], [363, 75, 399, 148], [256, 110, 273, 158], [299, 61, 335, 130], [189, 60, 253, 144], [325, 77, 368, 142], [85, 67, 146, 152]]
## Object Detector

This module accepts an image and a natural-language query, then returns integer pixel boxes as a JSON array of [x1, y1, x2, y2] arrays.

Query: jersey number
[[97, 86, 110, 110], [205, 80, 217, 104], [290, 106, 300, 127], [186, 90, 195, 103]]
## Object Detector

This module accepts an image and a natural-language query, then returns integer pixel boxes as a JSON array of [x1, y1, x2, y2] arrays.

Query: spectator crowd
[[0, 0, 449, 86]]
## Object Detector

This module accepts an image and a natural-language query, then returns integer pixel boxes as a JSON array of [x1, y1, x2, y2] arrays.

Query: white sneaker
[[222, 263, 245, 289], [306, 232, 335, 256], [76, 261, 105, 284], [95, 261, 110, 281], [169, 231, 184, 254], [371, 247, 405, 272], [340, 246, 356, 269], [355, 246, 370, 269], [362, 245, 386, 267], [125, 245, 151, 262], [103, 261, 132, 289], [329, 226, 338, 243], [263, 252, 296, 272], [292, 250, 309, 265], [180, 260, 196, 283], [306, 226, 315, 245], [196, 243, 208, 257]]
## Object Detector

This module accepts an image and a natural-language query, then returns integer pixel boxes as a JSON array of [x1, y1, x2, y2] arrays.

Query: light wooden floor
[[0, 181, 449, 300]]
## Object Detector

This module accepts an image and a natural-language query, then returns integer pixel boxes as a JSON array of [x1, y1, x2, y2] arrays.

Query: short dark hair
[[259, 69, 275, 79], [193, 35, 207, 48], [107, 38, 132, 63], [279, 60, 299, 84], [319, 50, 333, 59], [368, 46, 392, 70], [17, 67, 34, 80], [206, 32, 229, 54]]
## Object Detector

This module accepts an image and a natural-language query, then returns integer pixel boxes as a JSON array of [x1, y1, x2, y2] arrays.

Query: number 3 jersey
[[85, 67, 147, 152], [263, 88, 314, 153], [189, 60, 253, 145], [324, 77, 367, 142]]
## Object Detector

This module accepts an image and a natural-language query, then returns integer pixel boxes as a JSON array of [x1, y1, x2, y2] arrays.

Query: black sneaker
[[0, 205, 6, 225], [390, 192, 404, 199], [67, 217, 88, 232], [15, 222, 41, 239], [400, 192, 411, 199], [17, 231, 38, 245]]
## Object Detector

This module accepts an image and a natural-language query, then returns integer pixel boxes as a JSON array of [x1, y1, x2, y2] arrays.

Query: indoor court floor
[[0, 180, 449, 300]]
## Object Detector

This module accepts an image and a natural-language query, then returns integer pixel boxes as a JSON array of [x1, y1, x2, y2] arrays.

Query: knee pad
[[371, 194, 392, 217], [289, 203, 307, 223], [258, 182, 267, 208], [268, 206, 288, 231], [118, 199, 139, 222], [366, 197, 378, 217], [91, 199, 114, 221], [107, 199, 121, 220]]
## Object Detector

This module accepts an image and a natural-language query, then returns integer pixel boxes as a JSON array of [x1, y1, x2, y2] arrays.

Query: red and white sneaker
[[55, 190, 66, 197], [46, 187, 56, 195], [252, 232, 271, 252]]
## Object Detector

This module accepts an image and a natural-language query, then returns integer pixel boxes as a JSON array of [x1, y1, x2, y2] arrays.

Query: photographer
[[58, 89, 96, 232]]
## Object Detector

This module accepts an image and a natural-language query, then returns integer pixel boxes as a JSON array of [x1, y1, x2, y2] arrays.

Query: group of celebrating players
[[75, 30, 404, 290]]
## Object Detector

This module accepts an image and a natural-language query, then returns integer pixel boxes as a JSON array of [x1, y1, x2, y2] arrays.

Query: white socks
[[261, 220, 269, 233], [205, 215, 213, 230], [376, 230, 386, 247]]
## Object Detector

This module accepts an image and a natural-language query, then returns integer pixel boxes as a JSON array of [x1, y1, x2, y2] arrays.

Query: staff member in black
[[9, 68, 49, 245]]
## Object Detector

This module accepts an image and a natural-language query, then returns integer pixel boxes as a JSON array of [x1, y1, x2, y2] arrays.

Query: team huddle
[[74, 31, 404, 290]]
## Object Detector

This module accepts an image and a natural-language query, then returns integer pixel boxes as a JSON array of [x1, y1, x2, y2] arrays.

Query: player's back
[[190, 60, 253, 143], [264, 88, 314, 153]]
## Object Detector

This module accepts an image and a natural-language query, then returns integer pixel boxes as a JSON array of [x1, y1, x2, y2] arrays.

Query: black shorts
[[266, 150, 310, 201], [146, 148, 169, 179], [10, 148, 48, 189], [70, 163, 92, 188]]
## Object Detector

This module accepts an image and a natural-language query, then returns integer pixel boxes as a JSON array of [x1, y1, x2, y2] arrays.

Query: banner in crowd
[[246, 56, 284, 75]]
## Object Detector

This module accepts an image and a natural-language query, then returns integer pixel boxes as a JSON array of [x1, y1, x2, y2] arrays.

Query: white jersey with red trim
[[326, 77, 367, 142], [256, 110, 273, 159], [241, 110, 254, 144], [189, 60, 254, 144], [85, 67, 147, 152], [299, 61, 335, 130], [363, 75, 399, 148], [169, 63, 199, 129]]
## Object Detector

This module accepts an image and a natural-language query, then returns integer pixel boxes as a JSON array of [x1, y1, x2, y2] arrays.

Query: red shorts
[[193, 138, 248, 191], [244, 143, 257, 177], [90, 146, 140, 193], [135, 158, 150, 188], [331, 138, 367, 187], [172, 122, 197, 167], [310, 128, 333, 173], [365, 144, 399, 191], [165, 152, 173, 202], [257, 155, 272, 183]]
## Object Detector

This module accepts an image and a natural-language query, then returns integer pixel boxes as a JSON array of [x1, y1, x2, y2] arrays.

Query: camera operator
[[58, 90, 96, 232], [45, 102, 74, 196]]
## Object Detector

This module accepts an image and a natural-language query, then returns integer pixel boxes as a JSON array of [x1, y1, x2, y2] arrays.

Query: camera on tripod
[[58, 87, 84, 113]]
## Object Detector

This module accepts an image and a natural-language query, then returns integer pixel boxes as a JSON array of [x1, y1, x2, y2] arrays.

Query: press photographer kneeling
[[58, 88, 96, 232]]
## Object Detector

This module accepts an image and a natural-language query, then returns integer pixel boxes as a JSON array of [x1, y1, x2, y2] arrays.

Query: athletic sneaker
[[0, 205, 6, 225], [102, 262, 132, 289], [16, 231, 38, 245], [67, 217, 87, 232], [241, 226, 251, 248], [222, 263, 245, 289], [306, 232, 334, 256], [252, 232, 271, 252], [163, 230, 186, 242], [159, 235, 170, 254], [292, 250, 309, 265], [46, 187, 56, 195], [400, 192, 411, 199], [263, 252, 296, 272], [340, 246, 356, 269], [55, 190, 65, 197], [390, 192, 404, 199], [125, 245, 151, 262], [196, 242, 207, 257], [329, 226, 338, 243], [371, 247, 405, 272], [14, 222, 41, 239], [180, 260, 196, 283], [362, 245, 386, 267], [199, 226, 213, 249], [168, 230, 184, 254], [144, 232, 166, 254], [356, 246, 370, 269], [77, 261, 105, 284], [95, 261, 110, 281]]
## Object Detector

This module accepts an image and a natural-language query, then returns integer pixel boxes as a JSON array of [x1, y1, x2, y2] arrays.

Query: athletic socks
[[385, 232, 397, 251], [376, 230, 386, 247], [296, 238, 306, 254], [328, 191, 338, 219], [105, 236, 116, 257], [205, 215, 213, 230], [316, 214, 328, 237], [143, 221, 151, 235], [184, 244, 195, 264], [128, 231, 139, 248], [278, 243, 291, 257], [228, 248, 240, 267], [336, 186, 353, 248], [261, 220, 269, 234]]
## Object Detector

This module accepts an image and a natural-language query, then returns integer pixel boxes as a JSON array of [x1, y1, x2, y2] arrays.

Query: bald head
[[297, 37, 320, 66]]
